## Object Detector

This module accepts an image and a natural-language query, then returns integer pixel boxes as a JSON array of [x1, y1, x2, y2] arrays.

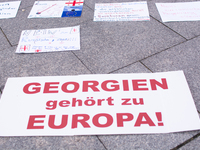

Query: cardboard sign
[[94, 1, 150, 21], [156, 2, 200, 22], [0, 71, 200, 136], [0, 1, 21, 19], [16, 26, 80, 53], [28, 1, 84, 18]]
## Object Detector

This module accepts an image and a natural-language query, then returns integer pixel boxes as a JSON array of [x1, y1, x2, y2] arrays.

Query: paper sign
[[0, 1, 21, 19], [28, 1, 84, 18], [156, 2, 200, 22], [94, 1, 150, 21], [0, 71, 199, 136], [16, 26, 80, 53]]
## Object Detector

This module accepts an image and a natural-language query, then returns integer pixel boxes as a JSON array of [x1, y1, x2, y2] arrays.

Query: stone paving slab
[[0, 46, 91, 88], [142, 36, 200, 111], [0, 47, 20, 88], [0, 3, 93, 46], [0, 28, 10, 50], [98, 131, 199, 150], [111, 62, 151, 73], [148, 0, 200, 40], [0, 136, 106, 150], [180, 134, 200, 150], [74, 18, 185, 74]]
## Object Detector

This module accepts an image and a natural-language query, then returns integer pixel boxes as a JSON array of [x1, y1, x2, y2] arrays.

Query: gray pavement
[[0, 0, 200, 149]]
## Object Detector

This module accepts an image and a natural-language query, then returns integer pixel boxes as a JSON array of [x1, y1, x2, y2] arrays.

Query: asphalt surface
[[0, 0, 200, 149]]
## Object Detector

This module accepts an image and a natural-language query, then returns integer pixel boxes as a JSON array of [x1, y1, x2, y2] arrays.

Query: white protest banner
[[94, 1, 150, 21], [16, 26, 80, 53], [156, 2, 200, 22], [0, 1, 21, 19], [28, 1, 84, 18], [0, 71, 200, 136]]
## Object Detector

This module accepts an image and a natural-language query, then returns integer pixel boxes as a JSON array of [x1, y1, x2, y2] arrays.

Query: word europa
[[23, 78, 168, 94], [27, 112, 164, 129]]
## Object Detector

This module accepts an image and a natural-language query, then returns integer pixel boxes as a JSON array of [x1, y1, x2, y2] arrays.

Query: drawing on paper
[[156, 2, 200, 22], [28, 1, 84, 18], [0, 1, 21, 19], [94, 1, 150, 21], [16, 26, 80, 53]]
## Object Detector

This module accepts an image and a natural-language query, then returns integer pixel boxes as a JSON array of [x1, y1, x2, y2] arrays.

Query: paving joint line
[[170, 132, 200, 150], [139, 61, 153, 73], [71, 51, 94, 74], [0, 85, 4, 93], [0, 27, 12, 47], [185, 34, 200, 41], [109, 40, 189, 74], [108, 61, 139, 74], [96, 135, 108, 150], [109, 38, 190, 74], [139, 32, 200, 62], [139, 40, 189, 62], [108, 60, 153, 74], [84, 3, 94, 11], [12, 44, 18, 47], [150, 15, 187, 40], [20, 4, 34, 10]]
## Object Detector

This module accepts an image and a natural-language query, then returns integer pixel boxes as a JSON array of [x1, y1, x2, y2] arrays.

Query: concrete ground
[[0, 0, 200, 149]]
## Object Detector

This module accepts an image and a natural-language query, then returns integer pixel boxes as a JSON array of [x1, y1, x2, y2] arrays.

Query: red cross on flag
[[65, 0, 84, 6]]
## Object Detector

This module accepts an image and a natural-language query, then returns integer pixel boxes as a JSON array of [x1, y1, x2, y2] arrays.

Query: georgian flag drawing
[[28, 1, 84, 18]]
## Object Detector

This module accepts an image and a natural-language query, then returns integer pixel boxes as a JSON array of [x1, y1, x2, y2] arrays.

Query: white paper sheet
[[28, 1, 84, 18], [16, 26, 80, 53], [0, 71, 199, 136], [0, 1, 21, 19], [156, 2, 200, 22], [94, 1, 150, 21]]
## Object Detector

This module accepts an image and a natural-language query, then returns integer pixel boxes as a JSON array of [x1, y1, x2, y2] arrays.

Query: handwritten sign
[[0, 1, 21, 19], [28, 1, 84, 18], [16, 26, 80, 53], [0, 71, 199, 136], [156, 2, 200, 22], [94, 1, 150, 21]]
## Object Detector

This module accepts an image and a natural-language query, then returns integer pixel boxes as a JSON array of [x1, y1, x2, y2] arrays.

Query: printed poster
[[28, 1, 84, 18], [156, 2, 200, 22], [0, 1, 21, 19], [16, 26, 80, 53], [94, 1, 150, 21], [0, 71, 200, 136]]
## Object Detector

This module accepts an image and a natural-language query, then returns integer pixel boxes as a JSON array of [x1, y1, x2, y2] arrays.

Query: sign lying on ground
[[94, 1, 150, 21], [156, 2, 200, 22], [0, 1, 21, 19], [28, 1, 84, 18], [16, 26, 80, 53], [0, 71, 200, 136]]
